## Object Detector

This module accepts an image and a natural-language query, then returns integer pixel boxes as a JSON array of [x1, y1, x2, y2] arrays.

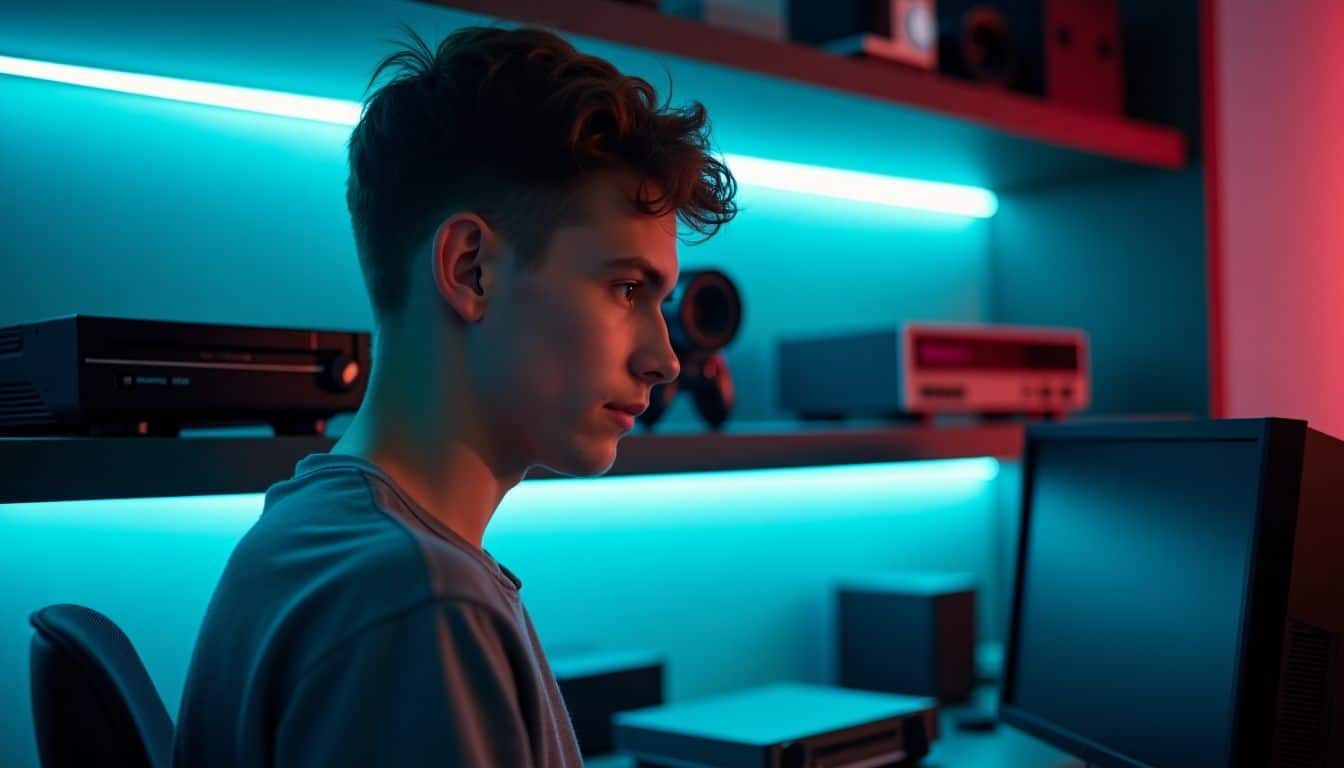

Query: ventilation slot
[[1272, 619, 1335, 768], [0, 381, 55, 425], [0, 326, 20, 357]]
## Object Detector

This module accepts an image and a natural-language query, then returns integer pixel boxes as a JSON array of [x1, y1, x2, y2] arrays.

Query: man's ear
[[431, 213, 497, 323]]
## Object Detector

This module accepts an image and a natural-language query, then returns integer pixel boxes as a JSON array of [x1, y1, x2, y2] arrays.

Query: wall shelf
[[0, 423, 1023, 503], [423, 0, 1188, 181]]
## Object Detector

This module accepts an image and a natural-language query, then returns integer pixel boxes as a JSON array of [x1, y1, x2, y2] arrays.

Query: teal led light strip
[[0, 53, 998, 218], [720, 153, 998, 218], [0, 458, 999, 527], [0, 54, 363, 125], [499, 457, 1000, 527]]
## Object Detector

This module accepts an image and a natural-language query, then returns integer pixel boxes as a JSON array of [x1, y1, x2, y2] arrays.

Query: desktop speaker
[[550, 649, 665, 756], [837, 572, 978, 703], [1044, 0, 1124, 114], [937, 0, 1044, 93]]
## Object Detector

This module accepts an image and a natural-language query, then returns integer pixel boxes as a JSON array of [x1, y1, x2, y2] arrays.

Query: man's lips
[[604, 403, 645, 432], [606, 402, 648, 417]]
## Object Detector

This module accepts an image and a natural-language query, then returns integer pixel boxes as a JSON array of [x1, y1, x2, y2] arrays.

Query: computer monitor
[[1000, 418, 1343, 768]]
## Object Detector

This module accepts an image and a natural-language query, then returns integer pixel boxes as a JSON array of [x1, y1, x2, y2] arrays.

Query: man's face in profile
[[471, 174, 682, 477]]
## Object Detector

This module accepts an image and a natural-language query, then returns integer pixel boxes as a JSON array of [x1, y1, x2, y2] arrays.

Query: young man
[[173, 26, 736, 767]]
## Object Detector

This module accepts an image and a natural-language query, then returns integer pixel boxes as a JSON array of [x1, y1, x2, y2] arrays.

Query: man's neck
[[329, 399, 522, 550]]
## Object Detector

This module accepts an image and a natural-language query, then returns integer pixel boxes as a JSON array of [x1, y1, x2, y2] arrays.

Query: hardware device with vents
[[778, 323, 1090, 420], [551, 649, 665, 757], [0, 315, 369, 436], [613, 683, 938, 767], [1001, 418, 1344, 768]]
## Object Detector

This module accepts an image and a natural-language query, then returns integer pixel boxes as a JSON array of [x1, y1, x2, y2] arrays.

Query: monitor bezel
[[998, 417, 1305, 768]]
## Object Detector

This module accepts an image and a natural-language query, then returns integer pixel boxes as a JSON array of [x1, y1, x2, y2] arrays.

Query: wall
[[989, 0, 1209, 418], [0, 0, 1216, 764], [2, 8, 999, 763], [990, 167, 1209, 417], [0, 459, 1002, 766], [0, 0, 991, 429], [1210, 0, 1344, 437], [0, 5, 1005, 764]]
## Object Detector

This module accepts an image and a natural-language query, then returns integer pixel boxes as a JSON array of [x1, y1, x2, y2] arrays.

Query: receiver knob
[[321, 355, 361, 392]]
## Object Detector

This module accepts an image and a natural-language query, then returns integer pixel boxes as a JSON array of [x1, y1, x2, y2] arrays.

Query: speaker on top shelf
[[936, 0, 1044, 94], [1044, 0, 1124, 114]]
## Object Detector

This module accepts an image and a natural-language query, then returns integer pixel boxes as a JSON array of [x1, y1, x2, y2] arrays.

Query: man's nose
[[634, 330, 680, 386]]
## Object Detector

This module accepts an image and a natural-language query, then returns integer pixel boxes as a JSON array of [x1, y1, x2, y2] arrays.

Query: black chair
[[29, 604, 173, 768]]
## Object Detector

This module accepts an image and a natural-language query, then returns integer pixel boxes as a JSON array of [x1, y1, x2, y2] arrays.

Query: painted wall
[[0, 460, 1002, 766], [0, 5, 1006, 764], [1211, 0, 1344, 438], [990, 167, 1209, 417], [989, 0, 1209, 418], [0, 1, 1215, 764], [0, 0, 991, 429]]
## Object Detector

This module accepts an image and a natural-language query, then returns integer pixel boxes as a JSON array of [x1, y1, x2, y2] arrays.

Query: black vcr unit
[[0, 315, 369, 436]]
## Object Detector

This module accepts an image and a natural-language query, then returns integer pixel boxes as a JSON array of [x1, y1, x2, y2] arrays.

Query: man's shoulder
[[194, 462, 520, 692], [243, 460, 515, 610]]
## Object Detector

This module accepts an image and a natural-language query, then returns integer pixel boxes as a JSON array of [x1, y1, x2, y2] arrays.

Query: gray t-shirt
[[173, 452, 583, 767]]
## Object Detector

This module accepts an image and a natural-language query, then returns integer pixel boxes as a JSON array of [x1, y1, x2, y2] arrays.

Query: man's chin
[[529, 442, 619, 478]]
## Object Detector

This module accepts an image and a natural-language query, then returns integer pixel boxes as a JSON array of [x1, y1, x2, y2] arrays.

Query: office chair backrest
[[29, 604, 173, 768]]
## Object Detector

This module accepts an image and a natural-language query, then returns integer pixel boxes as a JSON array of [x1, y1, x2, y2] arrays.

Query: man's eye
[[615, 282, 640, 302]]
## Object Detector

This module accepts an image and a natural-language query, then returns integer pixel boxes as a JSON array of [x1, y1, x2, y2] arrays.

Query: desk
[[585, 686, 1085, 768]]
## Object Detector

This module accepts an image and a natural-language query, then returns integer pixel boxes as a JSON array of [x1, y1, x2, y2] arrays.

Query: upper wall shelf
[[0, 2, 1188, 191], [424, 0, 1188, 178]]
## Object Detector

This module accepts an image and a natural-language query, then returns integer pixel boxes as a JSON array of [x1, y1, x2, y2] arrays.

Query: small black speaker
[[837, 572, 977, 703], [936, 0, 1044, 94], [551, 649, 665, 756]]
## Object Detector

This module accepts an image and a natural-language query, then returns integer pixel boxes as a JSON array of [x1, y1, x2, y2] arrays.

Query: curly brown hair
[[346, 25, 738, 322]]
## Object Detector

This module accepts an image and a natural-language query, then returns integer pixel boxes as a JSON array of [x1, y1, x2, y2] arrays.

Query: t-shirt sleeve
[[274, 599, 533, 767]]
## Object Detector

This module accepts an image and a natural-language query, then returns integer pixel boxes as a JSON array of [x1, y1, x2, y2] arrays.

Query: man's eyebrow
[[601, 257, 675, 294]]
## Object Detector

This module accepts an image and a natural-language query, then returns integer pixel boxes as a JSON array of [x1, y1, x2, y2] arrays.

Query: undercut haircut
[[346, 25, 738, 322]]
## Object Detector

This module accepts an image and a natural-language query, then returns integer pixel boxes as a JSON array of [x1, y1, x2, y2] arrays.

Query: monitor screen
[[1006, 437, 1263, 768]]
